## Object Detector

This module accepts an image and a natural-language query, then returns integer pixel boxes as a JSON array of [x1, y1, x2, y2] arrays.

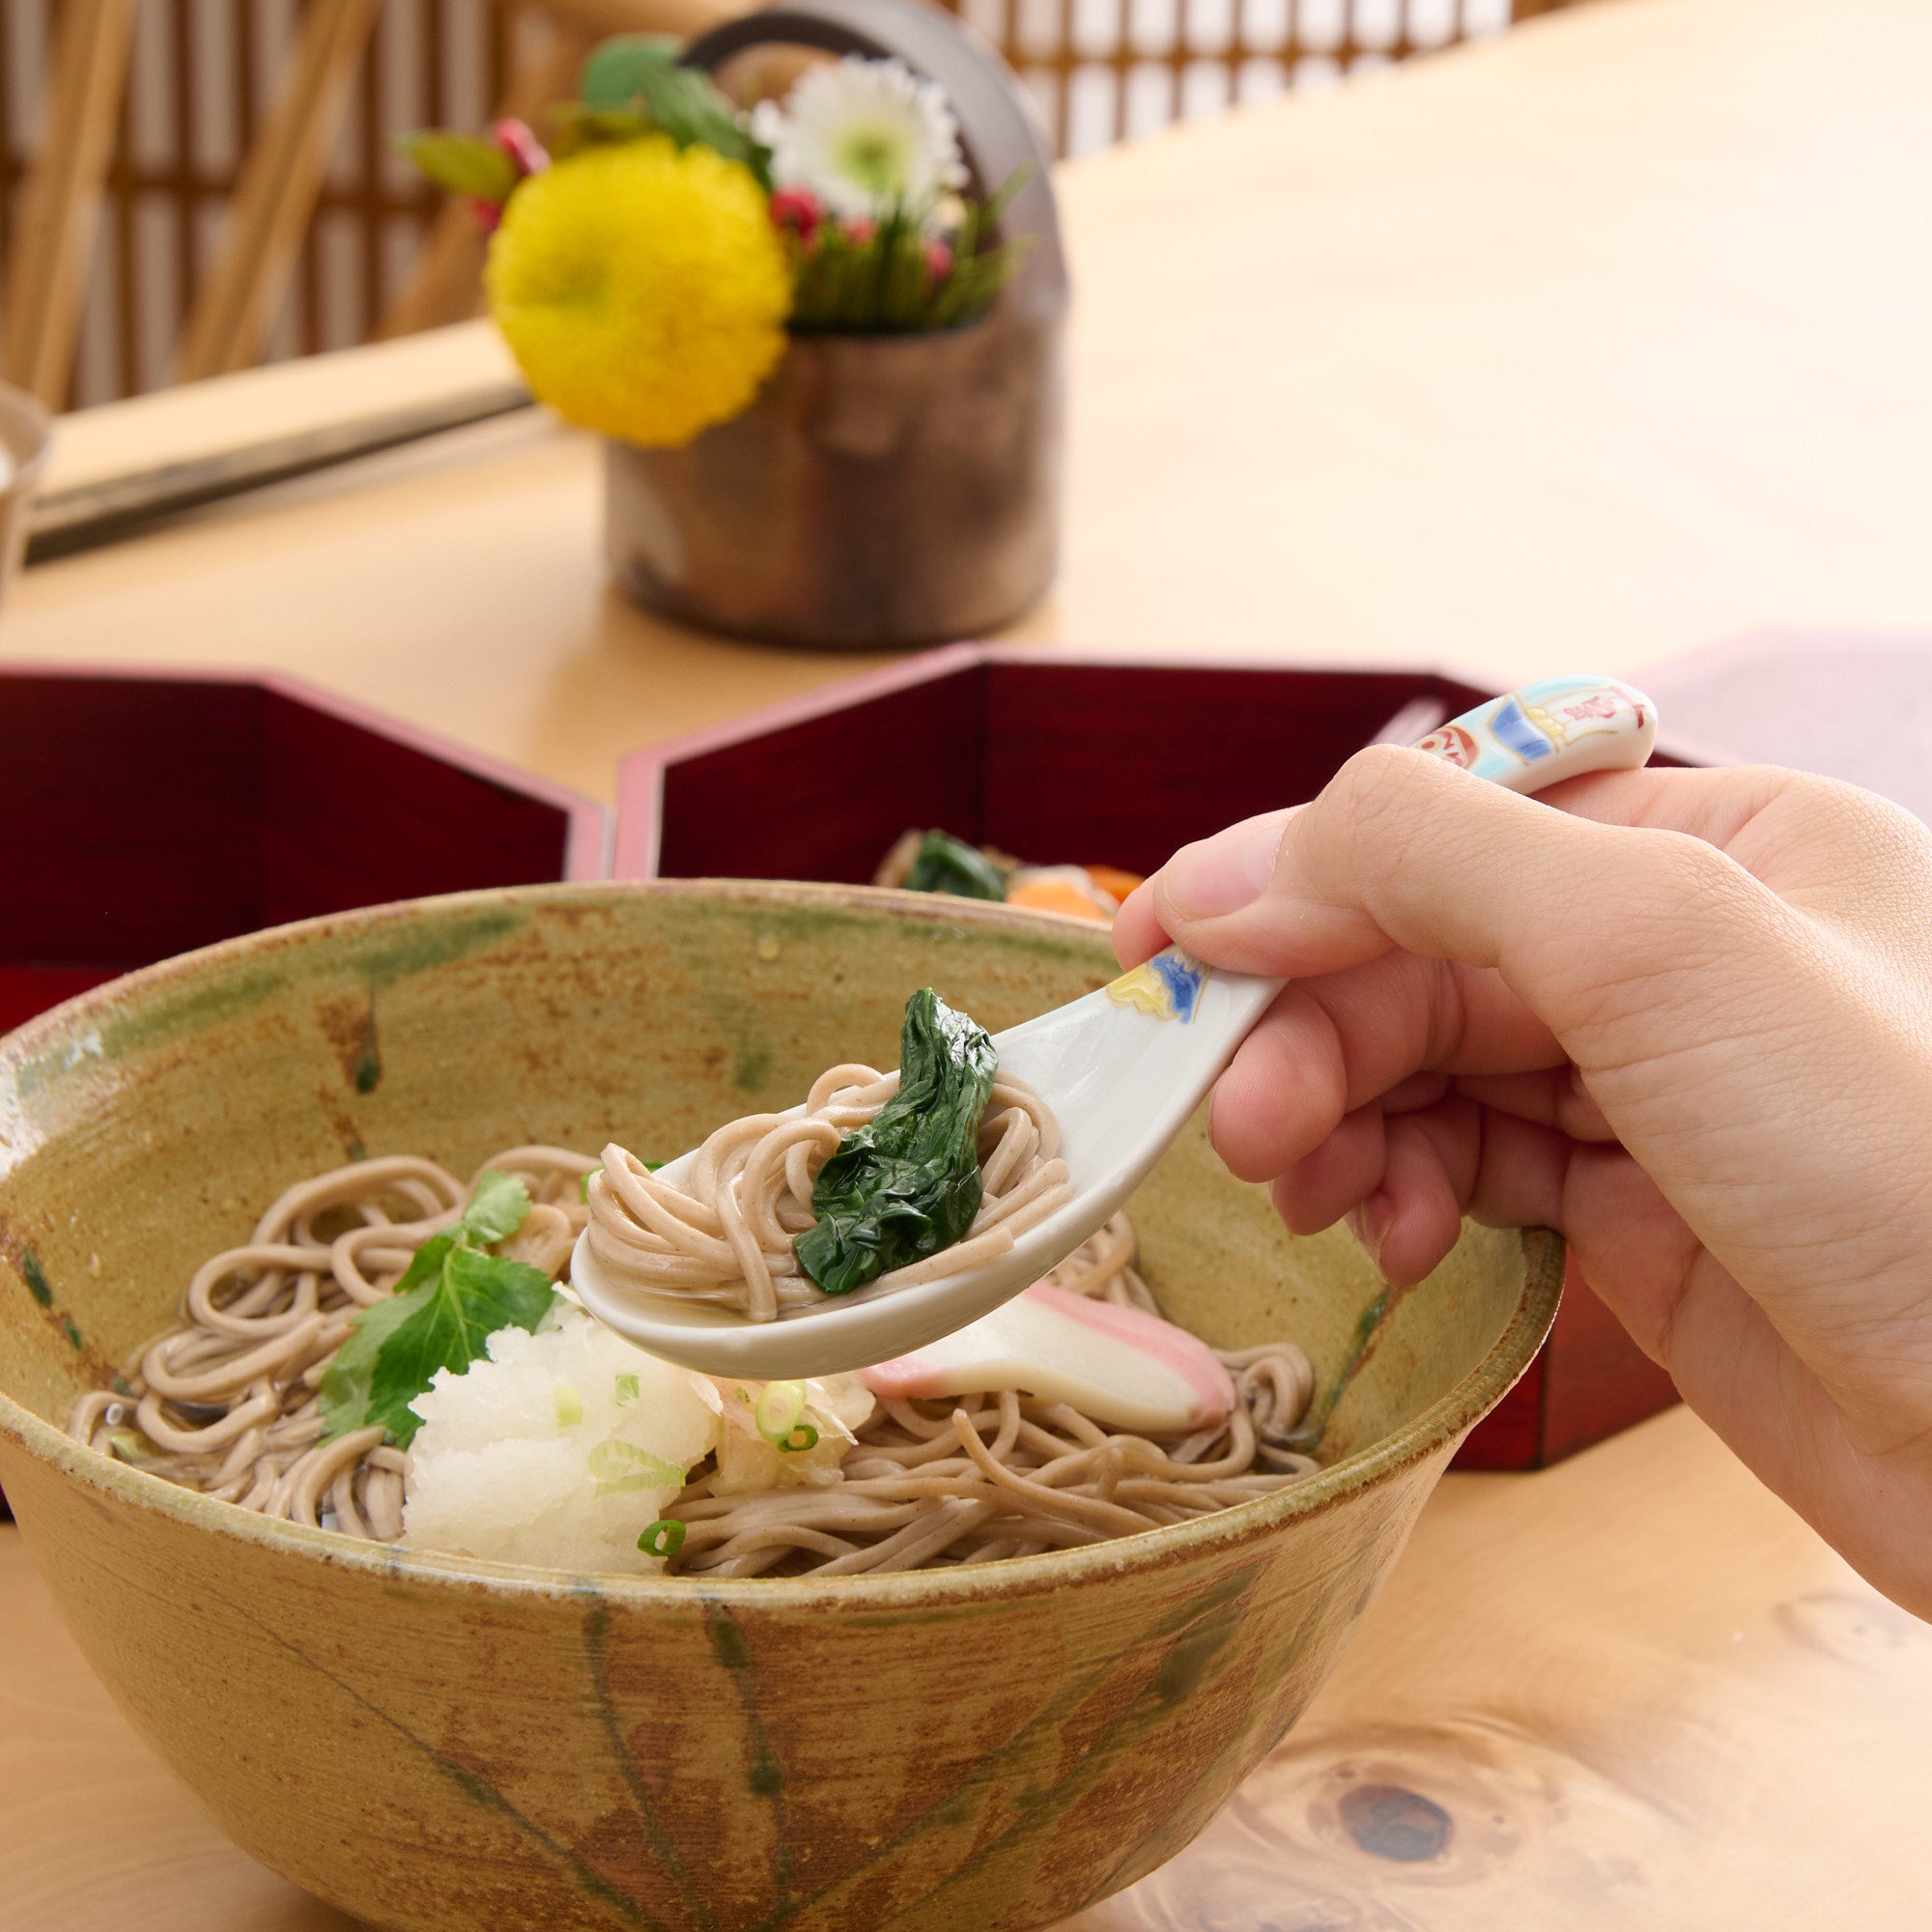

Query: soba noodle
[[668, 1217, 1318, 1577], [583, 1064, 1073, 1321], [67, 1100, 1319, 1575], [66, 1148, 596, 1540]]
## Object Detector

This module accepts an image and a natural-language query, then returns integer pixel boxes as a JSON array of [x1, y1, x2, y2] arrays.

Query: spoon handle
[[1129, 675, 1659, 1037], [1409, 675, 1657, 792]]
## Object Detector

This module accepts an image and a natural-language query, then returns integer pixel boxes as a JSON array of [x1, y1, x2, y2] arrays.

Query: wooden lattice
[[943, 0, 1573, 156]]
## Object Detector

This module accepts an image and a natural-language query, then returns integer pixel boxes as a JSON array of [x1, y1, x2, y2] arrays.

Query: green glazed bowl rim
[[0, 878, 1565, 1611]]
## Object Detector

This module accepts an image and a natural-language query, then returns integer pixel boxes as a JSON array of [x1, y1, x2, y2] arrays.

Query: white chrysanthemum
[[752, 57, 969, 222]]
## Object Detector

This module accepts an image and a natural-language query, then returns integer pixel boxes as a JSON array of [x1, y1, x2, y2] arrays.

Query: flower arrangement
[[403, 37, 1033, 450]]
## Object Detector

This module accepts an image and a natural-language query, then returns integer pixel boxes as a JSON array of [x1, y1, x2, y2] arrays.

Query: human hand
[[1115, 750, 1932, 1618]]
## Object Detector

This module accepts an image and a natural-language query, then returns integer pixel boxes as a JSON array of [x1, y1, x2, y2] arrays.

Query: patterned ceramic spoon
[[574, 675, 1658, 1378]]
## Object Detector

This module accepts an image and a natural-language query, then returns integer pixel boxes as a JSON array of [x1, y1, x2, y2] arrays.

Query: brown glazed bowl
[[0, 883, 1561, 1932]]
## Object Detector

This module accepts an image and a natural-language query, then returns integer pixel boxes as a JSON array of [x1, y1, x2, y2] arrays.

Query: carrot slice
[[1007, 876, 1113, 923], [1085, 865, 1144, 904]]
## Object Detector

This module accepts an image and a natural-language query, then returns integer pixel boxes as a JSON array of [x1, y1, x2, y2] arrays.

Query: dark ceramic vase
[[604, 0, 1068, 650]]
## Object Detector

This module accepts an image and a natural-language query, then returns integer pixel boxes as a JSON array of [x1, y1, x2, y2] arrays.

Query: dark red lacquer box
[[614, 643, 1679, 1470], [0, 664, 608, 1037]]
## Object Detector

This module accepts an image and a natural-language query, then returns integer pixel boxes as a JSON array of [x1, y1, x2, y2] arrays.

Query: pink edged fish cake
[[863, 1283, 1235, 1435]]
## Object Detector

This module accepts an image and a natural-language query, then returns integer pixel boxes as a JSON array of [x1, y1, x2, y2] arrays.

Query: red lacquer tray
[[0, 664, 609, 1037], [614, 643, 1679, 1470]]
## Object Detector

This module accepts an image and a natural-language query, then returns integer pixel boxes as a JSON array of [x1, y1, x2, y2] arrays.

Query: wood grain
[[1065, 1406, 1932, 1931]]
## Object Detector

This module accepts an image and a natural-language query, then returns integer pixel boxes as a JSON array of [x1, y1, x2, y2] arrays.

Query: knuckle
[[1330, 743, 1440, 821], [1322, 745, 1451, 883]]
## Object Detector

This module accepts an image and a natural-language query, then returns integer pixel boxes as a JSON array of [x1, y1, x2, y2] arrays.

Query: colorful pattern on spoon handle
[[1107, 675, 1660, 1022], [1414, 675, 1657, 794]]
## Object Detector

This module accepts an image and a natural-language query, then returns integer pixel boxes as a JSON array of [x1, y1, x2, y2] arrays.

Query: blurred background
[[0, 0, 1573, 408]]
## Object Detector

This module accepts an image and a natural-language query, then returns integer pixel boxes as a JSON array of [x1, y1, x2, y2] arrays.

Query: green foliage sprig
[[398, 37, 1035, 340], [562, 36, 772, 185], [787, 169, 1034, 335]]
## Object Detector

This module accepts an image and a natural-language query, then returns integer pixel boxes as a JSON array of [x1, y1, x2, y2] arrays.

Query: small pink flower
[[842, 217, 877, 246], [770, 186, 824, 242], [924, 239, 954, 282], [491, 117, 550, 178], [468, 196, 502, 233]]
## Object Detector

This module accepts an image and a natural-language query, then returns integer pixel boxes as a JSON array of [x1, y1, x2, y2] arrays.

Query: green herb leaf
[[576, 37, 770, 185], [905, 830, 1007, 901], [320, 1242, 555, 1450], [395, 129, 518, 203], [793, 988, 998, 1295], [387, 1228, 459, 1299], [461, 1169, 532, 1245]]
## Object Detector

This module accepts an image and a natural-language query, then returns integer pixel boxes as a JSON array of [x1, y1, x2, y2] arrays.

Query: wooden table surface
[[5, 0, 1931, 1924]]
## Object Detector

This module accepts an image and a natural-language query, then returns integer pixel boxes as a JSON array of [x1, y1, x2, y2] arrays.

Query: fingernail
[[1346, 1193, 1394, 1275], [1161, 816, 1285, 921]]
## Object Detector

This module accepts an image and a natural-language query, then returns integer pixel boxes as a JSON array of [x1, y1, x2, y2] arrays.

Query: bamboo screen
[[967, 0, 1548, 156], [0, 0, 1572, 407], [0, 0, 513, 405]]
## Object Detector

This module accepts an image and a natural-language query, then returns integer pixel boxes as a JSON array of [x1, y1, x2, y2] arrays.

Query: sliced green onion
[[580, 1172, 592, 1203], [614, 1372, 639, 1406], [586, 1437, 685, 1495], [753, 1379, 807, 1445], [554, 1385, 583, 1428], [638, 1519, 685, 1559], [778, 1422, 819, 1455]]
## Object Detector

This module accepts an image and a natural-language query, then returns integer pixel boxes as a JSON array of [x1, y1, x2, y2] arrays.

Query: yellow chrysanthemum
[[485, 137, 791, 448]]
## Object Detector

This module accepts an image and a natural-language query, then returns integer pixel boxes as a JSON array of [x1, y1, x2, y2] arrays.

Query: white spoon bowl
[[573, 674, 1657, 1378]]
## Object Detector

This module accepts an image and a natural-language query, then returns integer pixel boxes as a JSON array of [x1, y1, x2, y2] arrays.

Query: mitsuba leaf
[[318, 1171, 551, 1450], [461, 1169, 532, 1244], [794, 988, 998, 1295], [395, 129, 518, 203], [321, 1250, 555, 1450], [905, 831, 1007, 902], [577, 35, 771, 185]]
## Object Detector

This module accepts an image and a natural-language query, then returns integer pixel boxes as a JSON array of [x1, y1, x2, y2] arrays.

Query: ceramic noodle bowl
[[0, 883, 1560, 1932]]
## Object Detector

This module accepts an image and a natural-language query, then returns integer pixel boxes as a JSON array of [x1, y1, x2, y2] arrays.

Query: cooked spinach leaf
[[794, 988, 998, 1295], [905, 831, 1007, 902], [319, 1170, 555, 1449]]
